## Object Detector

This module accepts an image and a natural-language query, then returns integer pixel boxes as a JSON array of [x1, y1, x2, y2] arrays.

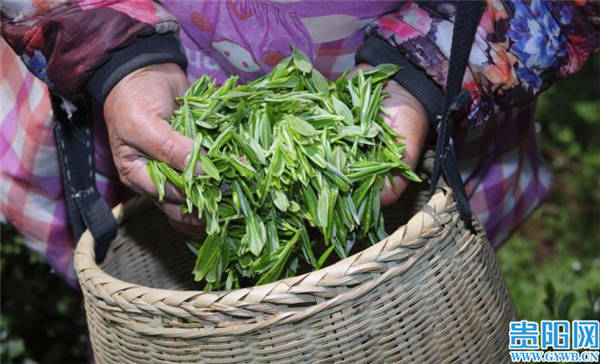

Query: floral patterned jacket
[[1, 0, 599, 285]]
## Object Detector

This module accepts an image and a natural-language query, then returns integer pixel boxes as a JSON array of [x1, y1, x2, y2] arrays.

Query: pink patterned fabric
[[1, 0, 598, 286], [1, 41, 76, 284], [455, 102, 552, 244], [0, 39, 132, 286]]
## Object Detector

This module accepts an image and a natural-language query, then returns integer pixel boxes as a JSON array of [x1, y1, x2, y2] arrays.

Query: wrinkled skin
[[104, 62, 428, 235]]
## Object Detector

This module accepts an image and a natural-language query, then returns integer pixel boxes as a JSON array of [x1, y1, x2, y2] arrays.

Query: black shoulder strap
[[50, 93, 117, 263], [430, 1, 484, 231]]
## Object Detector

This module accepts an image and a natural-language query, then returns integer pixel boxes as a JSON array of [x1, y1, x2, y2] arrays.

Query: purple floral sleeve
[[368, 0, 600, 127], [0, 0, 179, 98]]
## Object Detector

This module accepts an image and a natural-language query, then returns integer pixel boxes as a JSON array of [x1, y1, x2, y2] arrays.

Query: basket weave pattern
[[75, 188, 517, 363]]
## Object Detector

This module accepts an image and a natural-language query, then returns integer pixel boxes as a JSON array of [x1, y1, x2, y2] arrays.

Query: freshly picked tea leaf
[[148, 47, 420, 291]]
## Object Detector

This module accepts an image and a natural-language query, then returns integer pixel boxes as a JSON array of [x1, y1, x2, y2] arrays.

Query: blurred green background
[[496, 55, 600, 323], [1, 57, 599, 363]]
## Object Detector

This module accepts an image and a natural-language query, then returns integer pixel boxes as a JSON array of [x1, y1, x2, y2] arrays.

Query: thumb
[[131, 116, 195, 172], [381, 176, 408, 206]]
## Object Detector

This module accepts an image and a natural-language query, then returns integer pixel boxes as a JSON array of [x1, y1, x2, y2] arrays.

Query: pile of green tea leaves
[[147, 48, 420, 291]]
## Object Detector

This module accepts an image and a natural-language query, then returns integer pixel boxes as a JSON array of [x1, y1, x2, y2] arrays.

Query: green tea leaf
[[340, 125, 363, 137], [146, 46, 419, 291], [332, 146, 346, 170], [302, 185, 319, 223], [292, 47, 312, 73], [193, 235, 221, 281], [266, 211, 280, 253], [183, 98, 196, 138], [185, 134, 203, 181], [316, 244, 336, 269], [199, 155, 220, 181], [257, 230, 300, 285], [317, 186, 330, 230], [301, 145, 327, 169], [347, 161, 396, 179], [311, 69, 329, 94], [208, 126, 235, 154], [247, 212, 267, 256], [232, 133, 264, 165], [332, 96, 354, 126], [299, 226, 317, 268], [270, 146, 285, 177], [258, 111, 273, 149], [147, 161, 166, 201], [323, 163, 351, 191], [156, 162, 185, 189], [230, 157, 256, 179], [289, 201, 301, 213], [361, 64, 401, 79], [272, 189, 290, 212], [287, 115, 317, 137], [232, 180, 250, 217]]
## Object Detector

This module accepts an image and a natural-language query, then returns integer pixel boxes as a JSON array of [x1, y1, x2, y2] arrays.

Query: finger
[[166, 217, 206, 237], [157, 201, 204, 226], [126, 116, 194, 172], [349, 63, 372, 77], [157, 202, 206, 237], [381, 83, 428, 170], [121, 158, 186, 203], [380, 175, 408, 206]]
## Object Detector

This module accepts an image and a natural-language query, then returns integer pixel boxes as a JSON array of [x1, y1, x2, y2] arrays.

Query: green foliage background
[[1, 57, 598, 363], [496, 56, 600, 322]]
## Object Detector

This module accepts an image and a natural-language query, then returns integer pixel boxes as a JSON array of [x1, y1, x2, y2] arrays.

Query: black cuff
[[356, 35, 443, 124], [85, 33, 187, 105]]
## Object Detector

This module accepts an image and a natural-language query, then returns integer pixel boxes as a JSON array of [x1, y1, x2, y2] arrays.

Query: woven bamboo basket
[[75, 154, 518, 363]]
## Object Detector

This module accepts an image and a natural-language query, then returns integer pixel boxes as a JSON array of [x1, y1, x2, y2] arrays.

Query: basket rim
[[74, 188, 456, 317]]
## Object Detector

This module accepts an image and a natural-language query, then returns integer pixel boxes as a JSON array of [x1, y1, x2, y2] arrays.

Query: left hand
[[103, 63, 205, 236], [353, 64, 429, 206]]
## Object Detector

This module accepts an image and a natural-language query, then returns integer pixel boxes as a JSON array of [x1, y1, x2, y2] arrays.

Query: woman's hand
[[103, 63, 203, 233], [353, 64, 429, 206]]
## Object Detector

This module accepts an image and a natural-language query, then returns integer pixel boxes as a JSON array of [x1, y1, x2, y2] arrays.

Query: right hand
[[352, 64, 428, 207], [103, 63, 203, 235]]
